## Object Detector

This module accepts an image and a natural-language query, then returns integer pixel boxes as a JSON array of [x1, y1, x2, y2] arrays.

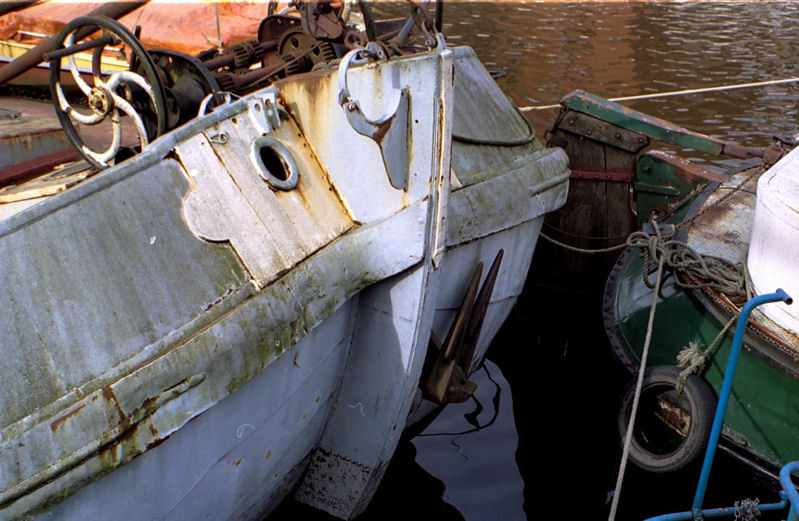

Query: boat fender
[[618, 365, 716, 473]]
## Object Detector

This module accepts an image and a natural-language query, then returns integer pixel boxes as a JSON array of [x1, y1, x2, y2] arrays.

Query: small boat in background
[[0, 3, 569, 519], [525, 85, 799, 515], [531, 90, 765, 295]]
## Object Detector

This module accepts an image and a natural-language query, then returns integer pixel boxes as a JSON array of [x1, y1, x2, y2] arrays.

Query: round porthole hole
[[250, 137, 298, 190]]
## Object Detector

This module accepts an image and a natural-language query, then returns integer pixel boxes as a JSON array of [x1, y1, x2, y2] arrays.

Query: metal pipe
[[691, 289, 793, 515], [201, 40, 276, 71], [780, 462, 799, 521], [0, 1, 41, 17], [0, 1, 148, 87], [42, 34, 116, 62], [357, 0, 376, 41], [644, 495, 789, 521]]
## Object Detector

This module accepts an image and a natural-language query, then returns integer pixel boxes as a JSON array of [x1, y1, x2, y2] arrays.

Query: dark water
[[272, 3, 799, 520]]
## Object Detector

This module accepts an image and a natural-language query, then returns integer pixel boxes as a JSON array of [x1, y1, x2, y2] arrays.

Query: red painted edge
[[0, 148, 81, 186]]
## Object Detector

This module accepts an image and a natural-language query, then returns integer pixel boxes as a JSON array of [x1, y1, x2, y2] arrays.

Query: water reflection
[[412, 361, 525, 521]]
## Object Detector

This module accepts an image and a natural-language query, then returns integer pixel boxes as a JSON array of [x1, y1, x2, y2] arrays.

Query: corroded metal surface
[[179, 94, 353, 289], [646, 150, 728, 183], [685, 166, 761, 264], [684, 164, 799, 355]]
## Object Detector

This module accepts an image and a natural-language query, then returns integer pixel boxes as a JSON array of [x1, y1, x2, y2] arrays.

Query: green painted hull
[[605, 248, 799, 472]]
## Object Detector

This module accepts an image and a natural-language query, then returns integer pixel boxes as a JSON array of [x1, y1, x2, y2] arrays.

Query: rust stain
[[102, 385, 126, 422], [698, 199, 733, 223], [648, 150, 727, 182], [50, 404, 86, 432], [146, 436, 168, 451], [204, 287, 235, 312], [234, 458, 243, 466]]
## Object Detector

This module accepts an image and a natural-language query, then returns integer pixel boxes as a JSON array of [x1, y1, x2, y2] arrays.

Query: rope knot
[[676, 340, 707, 394]]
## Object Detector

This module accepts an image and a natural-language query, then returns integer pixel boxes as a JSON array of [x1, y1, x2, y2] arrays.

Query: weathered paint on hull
[[29, 300, 356, 521], [0, 44, 446, 520], [607, 250, 799, 474], [0, 42, 569, 520]]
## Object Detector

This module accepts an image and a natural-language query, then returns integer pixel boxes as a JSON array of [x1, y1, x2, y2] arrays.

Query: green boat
[[540, 88, 799, 482], [603, 133, 799, 481]]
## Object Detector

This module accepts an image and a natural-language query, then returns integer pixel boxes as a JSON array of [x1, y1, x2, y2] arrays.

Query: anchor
[[423, 249, 504, 404]]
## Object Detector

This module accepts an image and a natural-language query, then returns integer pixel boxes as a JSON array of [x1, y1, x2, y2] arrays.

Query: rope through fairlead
[[519, 76, 799, 112]]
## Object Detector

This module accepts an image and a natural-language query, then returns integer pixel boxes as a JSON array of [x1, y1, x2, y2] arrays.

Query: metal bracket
[[337, 46, 411, 191], [247, 91, 281, 134]]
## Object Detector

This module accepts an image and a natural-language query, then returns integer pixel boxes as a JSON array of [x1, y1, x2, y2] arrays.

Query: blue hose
[[644, 289, 793, 521], [691, 289, 792, 515]]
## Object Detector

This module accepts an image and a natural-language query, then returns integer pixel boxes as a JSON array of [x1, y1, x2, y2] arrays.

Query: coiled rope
[[542, 227, 746, 299], [605, 222, 749, 520]]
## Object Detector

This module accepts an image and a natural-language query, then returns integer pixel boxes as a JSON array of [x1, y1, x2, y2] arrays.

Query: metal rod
[[0, 1, 147, 87], [520, 77, 799, 112], [214, 0, 222, 46], [691, 289, 793, 515], [201, 40, 276, 71], [42, 35, 115, 62], [0, 0, 42, 17]]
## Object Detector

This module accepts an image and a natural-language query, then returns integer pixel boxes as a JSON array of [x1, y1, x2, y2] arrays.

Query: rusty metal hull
[[0, 43, 568, 521]]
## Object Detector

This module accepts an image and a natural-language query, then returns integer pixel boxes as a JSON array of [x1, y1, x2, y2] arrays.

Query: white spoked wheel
[[48, 15, 167, 170]]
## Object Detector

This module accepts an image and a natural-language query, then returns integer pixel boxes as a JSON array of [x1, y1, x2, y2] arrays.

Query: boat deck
[[0, 94, 139, 219], [683, 164, 799, 354]]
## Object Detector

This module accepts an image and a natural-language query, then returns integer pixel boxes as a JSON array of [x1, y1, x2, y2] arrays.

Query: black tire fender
[[618, 365, 716, 474]]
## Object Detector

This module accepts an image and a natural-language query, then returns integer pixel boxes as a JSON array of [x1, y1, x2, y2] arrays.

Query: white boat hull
[[1, 41, 568, 520]]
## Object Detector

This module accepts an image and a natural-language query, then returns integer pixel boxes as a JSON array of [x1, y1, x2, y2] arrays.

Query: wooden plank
[[0, 163, 91, 203]]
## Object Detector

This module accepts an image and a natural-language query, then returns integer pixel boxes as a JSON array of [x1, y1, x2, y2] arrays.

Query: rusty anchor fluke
[[423, 249, 504, 404]]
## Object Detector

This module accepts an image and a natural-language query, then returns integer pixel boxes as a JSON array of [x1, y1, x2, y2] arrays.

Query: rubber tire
[[618, 365, 716, 474]]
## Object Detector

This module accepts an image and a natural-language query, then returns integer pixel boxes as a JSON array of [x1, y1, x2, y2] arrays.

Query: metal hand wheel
[[47, 15, 167, 170]]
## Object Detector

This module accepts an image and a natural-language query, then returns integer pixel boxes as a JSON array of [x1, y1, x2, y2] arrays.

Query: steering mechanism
[[47, 16, 168, 170], [42, 3, 443, 170]]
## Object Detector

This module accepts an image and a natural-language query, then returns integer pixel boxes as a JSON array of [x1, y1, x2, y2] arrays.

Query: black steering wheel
[[48, 15, 167, 170]]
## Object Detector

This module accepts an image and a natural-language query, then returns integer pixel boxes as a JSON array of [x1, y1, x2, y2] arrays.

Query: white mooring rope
[[520, 76, 799, 112], [608, 254, 665, 521]]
